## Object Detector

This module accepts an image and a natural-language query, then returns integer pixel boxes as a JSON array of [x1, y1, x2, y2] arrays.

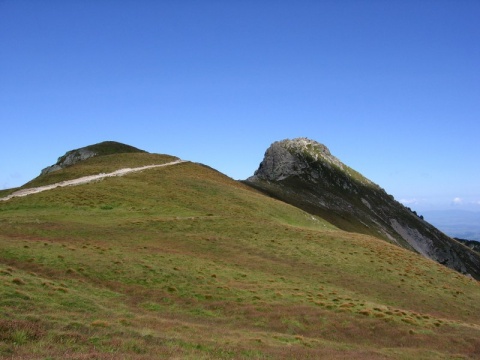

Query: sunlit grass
[[0, 156, 479, 358]]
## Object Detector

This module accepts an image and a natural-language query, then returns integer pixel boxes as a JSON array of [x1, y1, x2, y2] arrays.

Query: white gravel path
[[0, 160, 187, 201]]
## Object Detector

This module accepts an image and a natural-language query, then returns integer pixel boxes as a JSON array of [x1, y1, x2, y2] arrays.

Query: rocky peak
[[282, 137, 338, 164], [250, 137, 369, 185]]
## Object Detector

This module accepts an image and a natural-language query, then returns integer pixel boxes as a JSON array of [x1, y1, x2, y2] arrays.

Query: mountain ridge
[[8, 138, 480, 279]]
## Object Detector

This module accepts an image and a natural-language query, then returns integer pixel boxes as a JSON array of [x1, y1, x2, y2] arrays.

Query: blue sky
[[1, 0, 479, 212]]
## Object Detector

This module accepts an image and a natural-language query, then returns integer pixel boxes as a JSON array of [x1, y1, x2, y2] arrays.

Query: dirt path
[[0, 160, 187, 201]]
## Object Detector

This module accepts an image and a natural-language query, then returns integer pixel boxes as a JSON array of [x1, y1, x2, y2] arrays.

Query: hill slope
[[245, 138, 480, 280], [0, 146, 479, 359]]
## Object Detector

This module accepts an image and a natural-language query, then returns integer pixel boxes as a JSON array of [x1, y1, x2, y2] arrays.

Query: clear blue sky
[[1, 0, 479, 212]]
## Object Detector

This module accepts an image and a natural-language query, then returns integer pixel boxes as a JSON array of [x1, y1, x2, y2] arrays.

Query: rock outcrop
[[41, 148, 96, 175], [245, 138, 480, 280], [253, 138, 348, 181]]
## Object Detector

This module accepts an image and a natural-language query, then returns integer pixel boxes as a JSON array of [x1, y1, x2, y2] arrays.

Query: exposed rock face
[[41, 148, 96, 175], [40, 141, 146, 175], [252, 138, 371, 185], [246, 138, 480, 280], [254, 138, 344, 181]]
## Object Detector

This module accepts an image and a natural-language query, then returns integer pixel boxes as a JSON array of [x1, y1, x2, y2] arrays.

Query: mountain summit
[[41, 141, 145, 175], [246, 138, 480, 279], [250, 137, 372, 185]]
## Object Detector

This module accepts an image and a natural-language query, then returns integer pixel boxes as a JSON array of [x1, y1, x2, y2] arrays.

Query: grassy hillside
[[23, 153, 179, 189], [1, 155, 479, 359]]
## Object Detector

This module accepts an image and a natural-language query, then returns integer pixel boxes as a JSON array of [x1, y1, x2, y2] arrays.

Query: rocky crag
[[41, 141, 145, 175], [245, 138, 480, 280]]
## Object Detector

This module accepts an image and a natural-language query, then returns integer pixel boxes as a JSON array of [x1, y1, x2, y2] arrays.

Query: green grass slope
[[0, 155, 479, 359], [23, 153, 179, 189]]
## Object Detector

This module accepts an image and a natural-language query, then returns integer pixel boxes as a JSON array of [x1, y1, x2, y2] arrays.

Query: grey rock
[[41, 148, 97, 175], [251, 138, 338, 180]]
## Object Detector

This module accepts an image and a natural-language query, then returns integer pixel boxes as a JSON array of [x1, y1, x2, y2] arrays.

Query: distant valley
[[422, 210, 480, 241]]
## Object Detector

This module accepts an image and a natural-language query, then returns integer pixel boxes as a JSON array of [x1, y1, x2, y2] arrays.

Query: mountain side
[[40, 141, 146, 175], [1, 151, 480, 359], [245, 138, 480, 280], [455, 238, 480, 253]]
